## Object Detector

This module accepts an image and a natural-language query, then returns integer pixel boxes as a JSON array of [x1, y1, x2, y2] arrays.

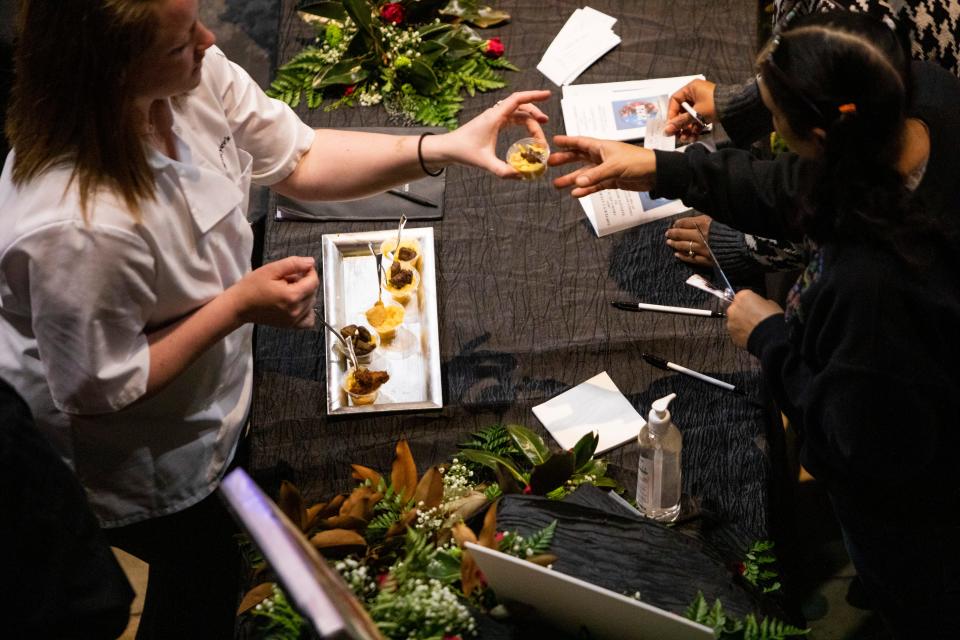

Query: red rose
[[344, 84, 356, 96], [379, 2, 405, 25], [484, 37, 505, 59], [522, 484, 532, 495]]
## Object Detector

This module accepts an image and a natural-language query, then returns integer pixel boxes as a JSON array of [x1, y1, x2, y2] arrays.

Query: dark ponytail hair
[[758, 11, 940, 263]]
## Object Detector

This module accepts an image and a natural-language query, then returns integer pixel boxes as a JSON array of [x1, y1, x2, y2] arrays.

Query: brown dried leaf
[[478, 501, 498, 549], [442, 492, 489, 526], [318, 494, 346, 519], [451, 521, 478, 547], [413, 466, 443, 509], [460, 550, 483, 597], [309, 529, 367, 549], [320, 514, 368, 530], [526, 553, 558, 567], [351, 464, 383, 488], [340, 486, 379, 522], [303, 502, 327, 532], [237, 582, 275, 615], [391, 439, 418, 503], [278, 480, 305, 530]]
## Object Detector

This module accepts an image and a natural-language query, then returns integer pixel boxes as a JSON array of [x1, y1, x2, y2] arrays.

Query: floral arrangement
[[268, 0, 518, 128], [238, 425, 808, 640]]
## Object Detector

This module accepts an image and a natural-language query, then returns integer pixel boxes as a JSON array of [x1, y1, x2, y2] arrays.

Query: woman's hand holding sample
[[549, 135, 657, 197]]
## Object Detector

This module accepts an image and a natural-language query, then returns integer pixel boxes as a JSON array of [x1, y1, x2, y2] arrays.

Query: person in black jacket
[[0, 377, 133, 638], [550, 11, 960, 637]]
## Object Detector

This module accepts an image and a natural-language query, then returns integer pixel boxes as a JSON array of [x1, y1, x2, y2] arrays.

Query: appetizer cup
[[381, 264, 421, 305], [333, 324, 380, 364], [380, 237, 423, 271], [342, 366, 385, 405], [506, 137, 549, 180], [364, 298, 405, 341]]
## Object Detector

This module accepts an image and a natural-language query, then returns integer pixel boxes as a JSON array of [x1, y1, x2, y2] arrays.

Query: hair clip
[[838, 103, 857, 115]]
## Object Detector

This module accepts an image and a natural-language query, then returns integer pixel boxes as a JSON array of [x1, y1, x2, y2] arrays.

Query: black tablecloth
[[250, 0, 779, 620]]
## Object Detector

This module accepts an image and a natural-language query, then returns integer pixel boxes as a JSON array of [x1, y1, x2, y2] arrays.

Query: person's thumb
[[267, 256, 316, 279]]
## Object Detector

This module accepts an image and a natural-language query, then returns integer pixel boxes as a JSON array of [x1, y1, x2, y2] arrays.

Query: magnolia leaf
[[456, 449, 524, 482], [451, 521, 478, 546], [438, 33, 476, 60], [494, 462, 522, 495], [312, 57, 370, 88], [405, 59, 442, 95], [460, 550, 483, 596], [454, 24, 485, 44], [478, 501, 498, 549], [469, 7, 511, 28], [351, 464, 383, 488], [440, 0, 476, 19], [340, 486, 381, 522], [321, 514, 368, 530], [414, 466, 444, 509], [237, 582, 276, 615], [310, 528, 367, 550], [391, 440, 419, 503], [526, 553, 558, 567], [278, 480, 306, 530], [304, 502, 328, 531], [505, 423, 550, 466], [442, 491, 489, 524], [571, 431, 599, 471], [418, 22, 454, 39], [529, 451, 576, 495], [318, 493, 346, 519], [342, 0, 375, 41], [297, 1, 348, 22]]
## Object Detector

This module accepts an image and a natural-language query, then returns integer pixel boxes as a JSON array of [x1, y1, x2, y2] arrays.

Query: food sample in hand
[[507, 137, 549, 180], [382, 261, 421, 304], [342, 366, 390, 405], [335, 324, 379, 363], [380, 237, 423, 270], [365, 298, 405, 340]]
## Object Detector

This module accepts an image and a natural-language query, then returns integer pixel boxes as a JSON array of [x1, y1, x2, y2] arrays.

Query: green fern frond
[[524, 520, 556, 555]]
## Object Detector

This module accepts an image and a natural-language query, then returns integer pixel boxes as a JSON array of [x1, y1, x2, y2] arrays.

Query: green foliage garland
[[269, 0, 518, 128]]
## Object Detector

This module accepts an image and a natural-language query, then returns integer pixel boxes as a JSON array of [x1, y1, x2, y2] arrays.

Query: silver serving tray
[[321, 227, 442, 415]]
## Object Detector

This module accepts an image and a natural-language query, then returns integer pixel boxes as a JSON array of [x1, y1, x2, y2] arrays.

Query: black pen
[[641, 353, 745, 396], [611, 300, 725, 318], [387, 185, 438, 208]]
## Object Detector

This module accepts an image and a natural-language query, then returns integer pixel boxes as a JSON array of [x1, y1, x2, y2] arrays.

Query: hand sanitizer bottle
[[636, 393, 682, 522]]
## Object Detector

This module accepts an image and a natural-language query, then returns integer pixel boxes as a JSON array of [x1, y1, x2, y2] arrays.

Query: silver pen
[[694, 223, 735, 302]]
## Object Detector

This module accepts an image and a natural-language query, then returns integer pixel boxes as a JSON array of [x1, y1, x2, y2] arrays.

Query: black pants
[[106, 436, 250, 640], [831, 492, 960, 639]]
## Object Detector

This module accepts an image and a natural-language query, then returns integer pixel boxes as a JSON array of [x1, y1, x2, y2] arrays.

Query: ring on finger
[[687, 240, 695, 257]]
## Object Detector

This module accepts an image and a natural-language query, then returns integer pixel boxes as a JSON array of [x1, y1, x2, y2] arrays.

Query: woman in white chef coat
[[0, 0, 549, 636]]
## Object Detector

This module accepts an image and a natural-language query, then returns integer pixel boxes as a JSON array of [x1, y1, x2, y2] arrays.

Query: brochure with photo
[[561, 75, 703, 141]]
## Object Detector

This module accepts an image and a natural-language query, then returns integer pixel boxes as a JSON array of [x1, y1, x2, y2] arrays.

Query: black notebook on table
[[275, 126, 446, 222]]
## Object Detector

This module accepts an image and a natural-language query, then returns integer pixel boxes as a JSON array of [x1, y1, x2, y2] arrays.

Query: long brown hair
[[6, 0, 164, 219]]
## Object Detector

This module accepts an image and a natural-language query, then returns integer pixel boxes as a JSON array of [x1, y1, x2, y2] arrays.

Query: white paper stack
[[537, 7, 621, 86], [532, 372, 646, 455]]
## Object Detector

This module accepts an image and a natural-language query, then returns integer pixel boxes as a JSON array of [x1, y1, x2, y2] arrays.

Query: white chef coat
[[0, 46, 315, 527]]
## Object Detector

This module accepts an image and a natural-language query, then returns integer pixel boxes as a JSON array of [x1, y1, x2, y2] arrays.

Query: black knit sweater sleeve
[[713, 79, 774, 148], [745, 246, 960, 511], [652, 145, 808, 241]]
